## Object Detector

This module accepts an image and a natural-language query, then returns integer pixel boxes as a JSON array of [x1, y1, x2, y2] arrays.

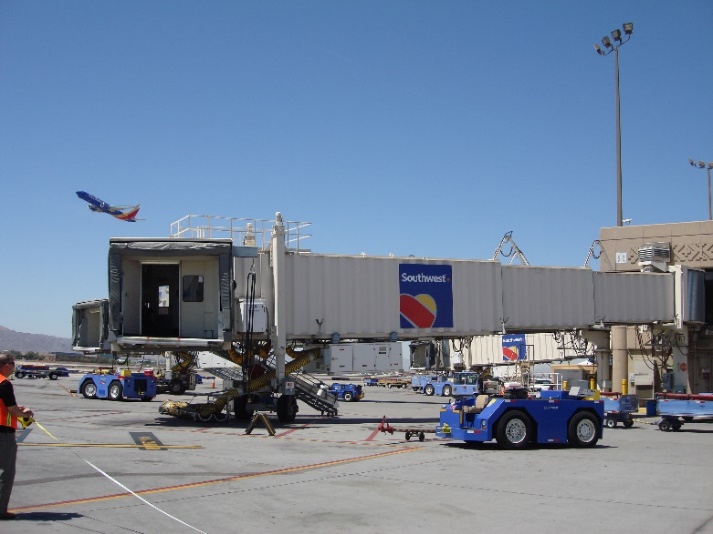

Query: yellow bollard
[[621, 378, 627, 395], [589, 378, 596, 390], [563, 380, 568, 391]]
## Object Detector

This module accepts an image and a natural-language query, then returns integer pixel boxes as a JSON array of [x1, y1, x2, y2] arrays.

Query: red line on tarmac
[[56, 382, 75, 397], [11, 447, 417, 513]]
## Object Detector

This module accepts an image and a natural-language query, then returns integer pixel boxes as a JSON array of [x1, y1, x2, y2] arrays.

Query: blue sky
[[1, 1, 712, 338]]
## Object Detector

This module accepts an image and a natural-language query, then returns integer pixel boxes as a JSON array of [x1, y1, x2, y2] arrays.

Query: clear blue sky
[[1, 2, 711, 338]]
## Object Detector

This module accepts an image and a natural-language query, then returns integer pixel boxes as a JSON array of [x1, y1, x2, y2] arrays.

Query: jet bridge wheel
[[169, 379, 186, 395], [234, 395, 255, 420], [496, 410, 533, 450], [276, 395, 298, 423], [568, 412, 600, 447]]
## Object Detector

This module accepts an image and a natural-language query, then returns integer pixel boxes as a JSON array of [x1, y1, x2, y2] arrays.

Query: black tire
[[605, 417, 616, 428], [623, 420, 634, 429], [658, 419, 672, 432], [14, 372, 24, 379], [418, 432, 425, 442], [108, 382, 123, 401], [672, 422, 682, 431], [424, 384, 435, 396], [276, 395, 298, 423], [343, 392, 354, 402], [169, 379, 186, 395], [568, 412, 600, 447], [49, 372, 59, 380], [405, 432, 412, 441], [234, 395, 254, 420], [442, 385, 453, 397], [81, 381, 97, 399], [496, 411, 533, 450]]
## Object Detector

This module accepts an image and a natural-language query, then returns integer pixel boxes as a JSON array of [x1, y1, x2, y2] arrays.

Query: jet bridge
[[73, 213, 695, 420]]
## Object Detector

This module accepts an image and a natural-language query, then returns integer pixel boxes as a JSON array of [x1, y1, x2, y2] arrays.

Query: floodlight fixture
[[689, 157, 713, 220], [593, 23, 634, 226]]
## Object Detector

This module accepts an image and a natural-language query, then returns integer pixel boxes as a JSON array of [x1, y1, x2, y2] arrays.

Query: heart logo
[[400, 293, 437, 328]]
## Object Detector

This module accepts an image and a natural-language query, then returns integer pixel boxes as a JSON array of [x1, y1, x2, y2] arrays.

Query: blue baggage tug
[[78, 370, 157, 401], [436, 386, 604, 449]]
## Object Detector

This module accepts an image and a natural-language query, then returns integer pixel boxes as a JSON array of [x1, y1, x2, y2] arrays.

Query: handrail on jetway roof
[[170, 214, 312, 252]]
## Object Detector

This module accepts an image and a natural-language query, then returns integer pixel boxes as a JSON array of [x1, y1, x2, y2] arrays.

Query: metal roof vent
[[638, 242, 670, 272]]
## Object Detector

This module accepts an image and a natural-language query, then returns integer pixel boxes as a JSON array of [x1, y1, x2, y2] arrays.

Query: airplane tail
[[116, 206, 141, 222]]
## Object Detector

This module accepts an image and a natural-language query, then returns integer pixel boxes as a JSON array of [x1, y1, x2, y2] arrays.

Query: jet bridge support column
[[581, 329, 612, 392], [271, 212, 287, 386], [612, 325, 628, 394]]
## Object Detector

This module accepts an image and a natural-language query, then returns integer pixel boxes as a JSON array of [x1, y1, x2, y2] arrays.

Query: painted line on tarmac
[[20, 443, 203, 449], [11, 447, 419, 513], [130, 431, 167, 450], [57, 381, 75, 397]]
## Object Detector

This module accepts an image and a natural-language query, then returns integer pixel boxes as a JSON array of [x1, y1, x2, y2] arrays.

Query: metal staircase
[[203, 353, 339, 416], [291, 372, 339, 416]]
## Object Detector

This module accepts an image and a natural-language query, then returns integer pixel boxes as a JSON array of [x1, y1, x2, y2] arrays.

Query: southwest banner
[[399, 264, 453, 329], [502, 334, 527, 361]]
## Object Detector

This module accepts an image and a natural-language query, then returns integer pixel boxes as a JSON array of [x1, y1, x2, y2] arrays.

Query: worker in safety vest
[[0, 353, 34, 520]]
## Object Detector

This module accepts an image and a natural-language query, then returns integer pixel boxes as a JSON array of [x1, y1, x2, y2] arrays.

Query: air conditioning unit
[[638, 242, 670, 273]]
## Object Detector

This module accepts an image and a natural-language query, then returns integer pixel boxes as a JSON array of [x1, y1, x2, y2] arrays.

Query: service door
[[142, 264, 180, 337]]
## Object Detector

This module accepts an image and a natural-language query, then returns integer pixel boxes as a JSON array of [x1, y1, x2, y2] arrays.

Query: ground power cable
[[20, 417, 207, 534]]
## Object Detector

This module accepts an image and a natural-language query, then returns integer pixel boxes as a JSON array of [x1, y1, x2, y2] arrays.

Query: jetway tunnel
[[72, 215, 707, 399]]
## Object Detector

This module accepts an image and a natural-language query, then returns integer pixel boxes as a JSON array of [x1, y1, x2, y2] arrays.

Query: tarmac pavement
[[3, 374, 713, 534]]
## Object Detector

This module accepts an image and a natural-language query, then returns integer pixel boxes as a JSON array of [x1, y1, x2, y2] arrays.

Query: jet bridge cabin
[[107, 238, 236, 352]]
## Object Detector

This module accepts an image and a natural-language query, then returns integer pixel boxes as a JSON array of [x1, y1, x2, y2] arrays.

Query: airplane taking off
[[76, 191, 142, 222]]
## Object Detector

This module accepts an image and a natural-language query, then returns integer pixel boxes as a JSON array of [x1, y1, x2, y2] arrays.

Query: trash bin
[[645, 399, 657, 416]]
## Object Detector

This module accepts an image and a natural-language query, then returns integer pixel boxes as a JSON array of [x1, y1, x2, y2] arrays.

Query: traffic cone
[[212, 378, 216, 389]]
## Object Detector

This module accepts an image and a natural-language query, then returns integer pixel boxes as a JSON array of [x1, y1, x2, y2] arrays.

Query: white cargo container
[[302, 342, 403, 374]]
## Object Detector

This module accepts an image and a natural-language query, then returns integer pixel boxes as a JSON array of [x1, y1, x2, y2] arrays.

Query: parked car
[[328, 383, 364, 402]]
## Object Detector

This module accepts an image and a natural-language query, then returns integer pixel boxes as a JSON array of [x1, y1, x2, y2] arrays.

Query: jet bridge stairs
[[201, 352, 340, 418]]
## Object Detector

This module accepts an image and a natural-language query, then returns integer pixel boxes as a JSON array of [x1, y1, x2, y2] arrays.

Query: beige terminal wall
[[599, 220, 713, 396]]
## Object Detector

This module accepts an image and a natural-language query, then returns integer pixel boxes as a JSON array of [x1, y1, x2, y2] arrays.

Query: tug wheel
[[496, 411, 533, 450], [81, 381, 97, 399], [568, 412, 600, 448]]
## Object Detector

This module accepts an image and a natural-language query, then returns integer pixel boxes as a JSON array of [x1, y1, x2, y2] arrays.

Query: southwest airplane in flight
[[76, 191, 142, 222]]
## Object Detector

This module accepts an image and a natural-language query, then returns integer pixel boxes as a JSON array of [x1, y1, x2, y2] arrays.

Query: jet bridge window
[[183, 275, 204, 302]]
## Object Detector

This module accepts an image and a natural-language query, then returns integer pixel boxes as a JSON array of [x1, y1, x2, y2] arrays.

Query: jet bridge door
[[142, 264, 180, 337]]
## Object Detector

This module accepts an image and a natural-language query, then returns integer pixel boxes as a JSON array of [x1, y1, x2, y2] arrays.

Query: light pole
[[594, 22, 634, 227], [688, 159, 713, 220]]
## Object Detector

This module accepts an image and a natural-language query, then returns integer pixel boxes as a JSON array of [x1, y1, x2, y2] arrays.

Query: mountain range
[[0, 325, 73, 354]]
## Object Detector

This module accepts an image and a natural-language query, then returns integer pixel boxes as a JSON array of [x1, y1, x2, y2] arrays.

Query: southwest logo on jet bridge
[[399, 264, 453, 329], [502, 333, 527, 361]]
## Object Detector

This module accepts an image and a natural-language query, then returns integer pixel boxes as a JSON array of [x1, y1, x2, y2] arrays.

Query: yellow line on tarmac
[[12, 447, 418, 512], [20, 443, 203, 449]]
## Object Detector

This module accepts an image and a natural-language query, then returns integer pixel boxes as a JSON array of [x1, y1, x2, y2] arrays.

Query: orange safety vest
[[0, 374, 18, 430]]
